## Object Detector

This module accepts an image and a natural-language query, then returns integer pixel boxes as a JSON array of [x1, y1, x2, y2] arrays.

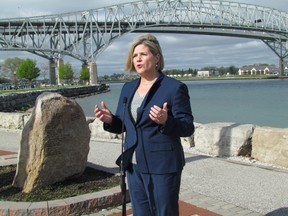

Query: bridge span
[[0, 0, 287, 84]]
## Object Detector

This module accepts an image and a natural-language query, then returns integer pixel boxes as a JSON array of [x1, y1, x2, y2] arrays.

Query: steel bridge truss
[[0, 0, 287, 78]]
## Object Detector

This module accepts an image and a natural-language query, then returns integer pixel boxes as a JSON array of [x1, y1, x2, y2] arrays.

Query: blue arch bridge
[[0, 0, 287, 84]]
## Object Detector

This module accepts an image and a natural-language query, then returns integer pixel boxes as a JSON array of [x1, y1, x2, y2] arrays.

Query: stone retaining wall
[[252, 127, 288, 168], [1, 114, 287, 215], [89, 119, 288, 169], [0, 84, 108, 112], [1, 113, 288, 169]]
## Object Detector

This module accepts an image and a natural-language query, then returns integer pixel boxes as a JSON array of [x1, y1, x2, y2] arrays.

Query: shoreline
[[0, 84, 110, 113], [102, 75, 288, 84]]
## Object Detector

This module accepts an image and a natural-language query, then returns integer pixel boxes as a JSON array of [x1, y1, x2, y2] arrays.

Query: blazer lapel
[[134, 73, 164, 124], [126, 79, 139, 105], [135, 78, 161, 124]]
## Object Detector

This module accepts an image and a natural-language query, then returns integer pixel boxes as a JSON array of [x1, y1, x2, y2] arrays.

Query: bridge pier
[[279, 57, 285, 76], [88, 62, 98, 85], [49, 59, 57, 85], [57, 57, 64, 85]]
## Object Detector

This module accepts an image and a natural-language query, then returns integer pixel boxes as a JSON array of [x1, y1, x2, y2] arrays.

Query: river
[[76, 79, 288, 128]]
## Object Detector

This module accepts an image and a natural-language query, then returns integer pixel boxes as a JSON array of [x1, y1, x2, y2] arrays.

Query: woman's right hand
[[94, 101, 112, 124]]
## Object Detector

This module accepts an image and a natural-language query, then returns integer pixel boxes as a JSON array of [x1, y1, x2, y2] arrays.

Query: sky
[[0, 0, 287, 76]]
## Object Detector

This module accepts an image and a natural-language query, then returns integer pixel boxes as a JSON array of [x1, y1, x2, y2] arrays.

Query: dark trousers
[[127, 164, 182, 216]]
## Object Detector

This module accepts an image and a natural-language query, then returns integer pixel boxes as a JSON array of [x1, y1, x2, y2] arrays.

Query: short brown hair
[[125, 33, 165, 72]]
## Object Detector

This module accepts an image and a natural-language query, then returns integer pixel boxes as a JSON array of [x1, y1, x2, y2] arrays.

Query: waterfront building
[[238, 65, 279, 75], [197, 70, 220, 77]]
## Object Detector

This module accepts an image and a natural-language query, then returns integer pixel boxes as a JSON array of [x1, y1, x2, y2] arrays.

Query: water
[[76, 79, 288, 128]]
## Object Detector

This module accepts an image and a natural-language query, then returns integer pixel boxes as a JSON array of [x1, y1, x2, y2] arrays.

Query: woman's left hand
[[149, 102, 168, 125]]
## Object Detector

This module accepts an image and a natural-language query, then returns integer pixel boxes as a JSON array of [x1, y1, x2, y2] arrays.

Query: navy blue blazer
[[104, 72, 194, 174]]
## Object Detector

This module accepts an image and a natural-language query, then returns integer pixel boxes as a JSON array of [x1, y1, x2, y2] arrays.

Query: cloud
[[0, 0, 286, 76], [234, 40, 263, 49]]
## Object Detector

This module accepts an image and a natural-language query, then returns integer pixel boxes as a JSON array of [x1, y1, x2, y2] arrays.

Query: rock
[[89, 118, 120, 141], [13, 92, 90, 193], [194, 122, 255, 157], [181, 135, 194, 149], [0, 112, 29, 129], [252, 127, 288, 168]]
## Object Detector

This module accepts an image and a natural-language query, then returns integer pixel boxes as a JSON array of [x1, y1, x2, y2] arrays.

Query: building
[[284, 65, 288, 76], [197, 70, 219, 77], [238, 65, 279, 75]]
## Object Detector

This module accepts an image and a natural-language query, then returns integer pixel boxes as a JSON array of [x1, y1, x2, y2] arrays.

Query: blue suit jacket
[[104, 72, 194, 174]]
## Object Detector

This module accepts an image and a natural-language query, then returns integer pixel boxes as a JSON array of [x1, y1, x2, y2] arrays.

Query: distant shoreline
[[102, 75, 288, 84]]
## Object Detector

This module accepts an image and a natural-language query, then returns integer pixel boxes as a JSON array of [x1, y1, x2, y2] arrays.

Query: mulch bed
[[0, 164, 120, 202]]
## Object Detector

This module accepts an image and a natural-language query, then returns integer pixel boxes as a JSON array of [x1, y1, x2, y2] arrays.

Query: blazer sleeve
[[159, 82, 194, 137], [103, 115, 123, 134], [103, 83, 128, 134]]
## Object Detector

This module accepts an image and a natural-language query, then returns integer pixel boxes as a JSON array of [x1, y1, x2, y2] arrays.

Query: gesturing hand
[[94, 101, 112, 124], [149, 102, 168, 125]]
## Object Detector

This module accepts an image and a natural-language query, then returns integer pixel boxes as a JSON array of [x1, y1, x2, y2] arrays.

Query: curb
[[0, 155, 129, 216], [0, 186, 130, 216]]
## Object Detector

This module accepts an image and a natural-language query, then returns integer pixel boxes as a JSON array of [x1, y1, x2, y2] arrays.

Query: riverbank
[[1, 109, 287, 170], [102, 74, 288, 84], [0, 84, 109, 112], [170, 74, 288, 81]]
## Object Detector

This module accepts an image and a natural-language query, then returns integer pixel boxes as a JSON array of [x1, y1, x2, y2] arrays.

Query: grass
[[0, 84, 87, 95], [0, 164, 120, 202]]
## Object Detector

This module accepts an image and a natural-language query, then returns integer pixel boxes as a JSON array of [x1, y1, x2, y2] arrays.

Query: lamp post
[[13, 71, 17, 89]]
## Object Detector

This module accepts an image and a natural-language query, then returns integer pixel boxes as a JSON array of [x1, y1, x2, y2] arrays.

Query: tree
[[0, 77, 9, 84], [79, 67, 90, 83], [58, 63, 74, 83], [1, 57, 24, 80], [228, 65, 238, 75], [17, 58, 40, 82], [38, 62, 50, 83]]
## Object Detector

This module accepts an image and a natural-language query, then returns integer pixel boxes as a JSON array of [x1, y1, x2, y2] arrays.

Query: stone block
[[194, 122, 255, 157], [7, 202, 31, 215], [0, 201, 15, 216], [0, 112, 27, 129], [251, 127, 288, 168], [28, 202, 48, 216], [89, 118, 120, 140], [47, 200, 68, 216]]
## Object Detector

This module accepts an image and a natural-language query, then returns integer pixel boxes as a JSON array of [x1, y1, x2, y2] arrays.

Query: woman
[[94, 33, 194, 216]]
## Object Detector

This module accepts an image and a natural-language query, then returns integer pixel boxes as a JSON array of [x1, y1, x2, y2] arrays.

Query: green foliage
[[0, 77, 9, 83], [163, 66, 239, 76], [102, 75, 110, 81], [58, 63, 74, 83], [79, 67, 90, 82], [1, 57, 24, 80], [17, 59, 40, 82]]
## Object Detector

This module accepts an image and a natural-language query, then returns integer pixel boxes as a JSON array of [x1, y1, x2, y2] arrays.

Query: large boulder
[[13, 92, 90, 193], [252, 127, 288, 168], [194, 122, 255, 157]]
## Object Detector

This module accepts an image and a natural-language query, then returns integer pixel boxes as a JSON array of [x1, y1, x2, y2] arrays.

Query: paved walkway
[[1, 128, 288, 216]]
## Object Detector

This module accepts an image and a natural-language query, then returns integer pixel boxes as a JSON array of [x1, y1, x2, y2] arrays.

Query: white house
[[197, 70, 219, 77], [238, 65, 279, 75]]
